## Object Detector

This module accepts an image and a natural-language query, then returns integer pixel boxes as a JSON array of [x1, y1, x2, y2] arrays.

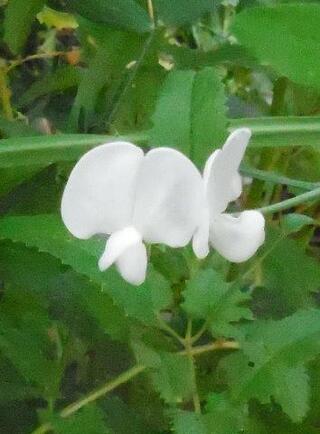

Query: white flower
[[61, 141, 205, 285], [193, 128, 265, 262]]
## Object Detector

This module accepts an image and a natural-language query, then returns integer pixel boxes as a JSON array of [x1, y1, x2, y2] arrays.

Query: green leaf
[[151, 67, 228, 167], [0, 215, 173, 326], [232, 4, 320, 90], [172, 394, 247, 434], [19, 66, 83, 107], [155, 0, 215, 26], [182, 269, 252, 338], [52, 405, 111, 434], [37, 6, 78, 30], [4, 0, 45, 54], [259, 228, 320, 317], [65, 0, 151, 33], [151, 353, 194, 403], [0, 132, 147, 168], [281, 213, 314, 234], [172, 411, 206, 434], [205, 393, 247, 434], [220, 309, 320, 422], [0, 288, 63, 400]]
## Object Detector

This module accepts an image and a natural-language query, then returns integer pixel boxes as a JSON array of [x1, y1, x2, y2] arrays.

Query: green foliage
[[220, 310, 320, 422], [233, 4, 320, 90], [3, 0, 45, 53], [151, 67, 227, 166], [1, 1, 320, 432], [64, 0, 151, 34], [182, 269, 252, 338], [154, 0, 215, 26], [52, 405, 111, 434]]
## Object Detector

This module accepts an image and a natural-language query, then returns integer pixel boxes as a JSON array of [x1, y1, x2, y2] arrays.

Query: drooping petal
[[116, 241, 147, 286], [204, 128, 251, 215], [192, 207, 210, 259], [209, 210, 265, 263], [98, 226, 142, 271], [61, 142, 143, 239], [132, 147, 206, 247]]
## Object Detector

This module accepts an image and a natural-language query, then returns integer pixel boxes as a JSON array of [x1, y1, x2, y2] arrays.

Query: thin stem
[[60, 364, 145, 417], [105, 31, 155, 128], [185, 319, 201, 414], [240, 164, 319, 192], [190, 321, 208, 345], [258, 187, 320, 215], [0, 67, 13, 120], [31, 365, 146, 434], [157, 314, 185, 346], [7, 51, 66, 72], [179, 340, 240, 357], [31, 423, 53, 434]]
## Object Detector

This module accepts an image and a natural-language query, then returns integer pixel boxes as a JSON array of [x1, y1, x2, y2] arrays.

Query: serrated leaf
[[151, 67, 228, 167], [0, 215, 173, 327], [65, 0, 151, 34], [182, 269, 252, 338], [220, 309, 320, 422], [151, 352, 194, 403], [232, 4, 320, 90], [172, 395, 247, 434], [155, 0, 215, 26], [4, 0, 45, 53]]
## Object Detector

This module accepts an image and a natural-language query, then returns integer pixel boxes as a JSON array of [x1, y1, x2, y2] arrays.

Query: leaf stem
[[0, 67, 13, 120], [60, 364, 145, 417], [179, 340, 240, 357], [31, 364, 146, 434], [105, 31, 155, 128], [258, 187, 320, 215], [185, 319, 201, 414], [157, 314, 185, 346]]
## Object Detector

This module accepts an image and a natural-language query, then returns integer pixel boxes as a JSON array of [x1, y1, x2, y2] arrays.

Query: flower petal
[[116, 241, 147, 286], [98, 226, 142, 271], [132, 147, 205, 247], [192, 208, 210, 259], [61, 142, 143, 239], [204, 128, 251, 215], [209, 210, 265, 263]]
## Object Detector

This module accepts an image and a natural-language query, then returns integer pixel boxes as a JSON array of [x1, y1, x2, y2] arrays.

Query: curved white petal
[[204, 128, 251, 215], [116, 241, 147, 286], [61, 142, 143, 239], [132, 147, 206, 247], [209, 210, 265, 263], [192, 208, 210, 259], [98, 226, 142, 271]]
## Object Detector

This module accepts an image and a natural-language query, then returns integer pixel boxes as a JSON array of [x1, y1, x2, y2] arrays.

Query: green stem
[[179, 340, 240, 357], [31, 365, 146, 434], [31, 423, 53, 434], [157, 314, 185, 346], [60, 364, 145, 417], [105, 31, 155, 128], [240, 165, 319, 192], [185, 319, 201, 414], [258, 187, 320, 215]]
